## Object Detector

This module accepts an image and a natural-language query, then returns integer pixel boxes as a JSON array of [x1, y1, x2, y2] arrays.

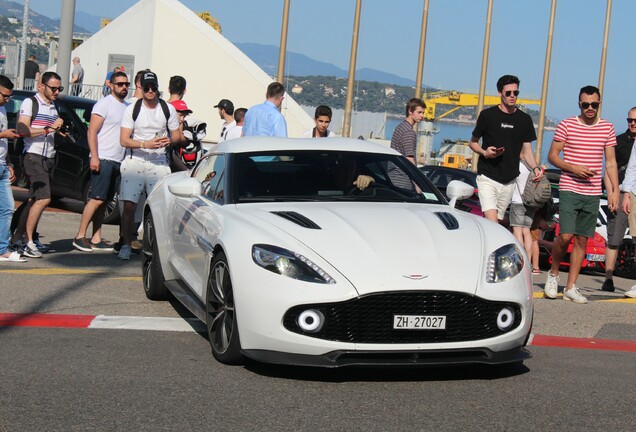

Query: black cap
[[141, 71, 158, 87], [214, 99, 234, 111]]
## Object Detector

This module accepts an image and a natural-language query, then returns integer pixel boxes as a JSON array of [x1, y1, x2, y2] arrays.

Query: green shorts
[[558, 191, 600, 238]]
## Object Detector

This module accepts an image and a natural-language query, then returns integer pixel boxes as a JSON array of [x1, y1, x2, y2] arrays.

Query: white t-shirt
[[0, 106, 8, 164], [512, 161, 531, 204], [303, 128, 335, 138], [225, 124, 243, 141], [19, 94, 58, 158], [120, 100, 179, 158], [219, 120, 237, 142], [91, 94, 129, 162]]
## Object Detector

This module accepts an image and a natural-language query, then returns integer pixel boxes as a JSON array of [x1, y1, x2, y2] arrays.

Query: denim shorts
[[558, 191, 600, 238], [89, 159, 121, 201]]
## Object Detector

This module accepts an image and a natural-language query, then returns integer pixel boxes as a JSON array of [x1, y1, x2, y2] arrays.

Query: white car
[[142, 137, 533, 367]]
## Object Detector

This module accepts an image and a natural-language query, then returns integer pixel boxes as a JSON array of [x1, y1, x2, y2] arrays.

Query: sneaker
[[544, 273, 559, 299], [72, 237, 93, 252], [601, 279, 615, 292], [118, 245, 132, 260], [625, 286, 636, 299], [23, 242, 43, 258], [563, 286, 588, 304], [130, 239, 142, 251], [90, 240, 114, 252], [33, 238, 50, 253]]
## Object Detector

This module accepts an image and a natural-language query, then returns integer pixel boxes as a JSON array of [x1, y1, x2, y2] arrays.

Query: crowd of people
[[1, 69, 636, 300]]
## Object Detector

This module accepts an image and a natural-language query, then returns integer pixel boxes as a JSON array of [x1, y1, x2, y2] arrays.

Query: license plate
[[586, 254, 605, 262], [393, 315, 446, 330]]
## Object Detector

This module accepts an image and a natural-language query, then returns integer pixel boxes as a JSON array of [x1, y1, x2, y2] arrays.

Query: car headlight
[[486, 243, 524, 283], [252, 244, 336, 284]]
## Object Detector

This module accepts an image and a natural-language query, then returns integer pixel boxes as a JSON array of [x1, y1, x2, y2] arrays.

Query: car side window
[[193, 154, 226, 203]]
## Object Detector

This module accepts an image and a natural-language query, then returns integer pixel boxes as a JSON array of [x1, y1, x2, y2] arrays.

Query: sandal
[[0, 251, 28, 262], [532, 268, 541, 274]]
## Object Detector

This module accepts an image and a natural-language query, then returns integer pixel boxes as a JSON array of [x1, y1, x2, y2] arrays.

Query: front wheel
[[142, 212, 168, 300], [206, 251, 243, 365]]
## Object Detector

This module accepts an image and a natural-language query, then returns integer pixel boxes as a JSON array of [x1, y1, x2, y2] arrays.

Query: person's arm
[[547, 139, 595, 178], [521, 141, 544, 180], [604, 146, 620, 212], [87, 113, 105, 171], [469, 136, 500, 159], [120, 127, 168, 149], [273, 116, 287, 137]]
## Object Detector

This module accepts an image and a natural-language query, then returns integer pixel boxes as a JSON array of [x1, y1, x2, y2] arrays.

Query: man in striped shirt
[[388, 98, 425, 189], [545, 85, 619, 304]]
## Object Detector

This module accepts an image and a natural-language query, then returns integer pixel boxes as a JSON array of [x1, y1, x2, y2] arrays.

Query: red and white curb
[[0, 313, 205, 333], [2, 313, 636, 353]]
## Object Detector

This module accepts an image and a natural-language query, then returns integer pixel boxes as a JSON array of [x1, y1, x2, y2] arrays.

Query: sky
[[11, 0, 636, 132]]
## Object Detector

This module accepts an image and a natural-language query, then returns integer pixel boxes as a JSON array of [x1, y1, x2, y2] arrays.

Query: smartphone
[[496, 147, 505, 152]]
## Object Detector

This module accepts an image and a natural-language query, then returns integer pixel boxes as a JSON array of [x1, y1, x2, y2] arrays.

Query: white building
[[66, 0, 313, 140]]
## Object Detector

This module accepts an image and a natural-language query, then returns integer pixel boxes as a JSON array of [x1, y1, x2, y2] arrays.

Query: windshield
[[232, 150, 446, 204]]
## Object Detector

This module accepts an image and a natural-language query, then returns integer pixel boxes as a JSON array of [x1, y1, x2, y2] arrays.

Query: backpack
[[520, 160, 552, 208]]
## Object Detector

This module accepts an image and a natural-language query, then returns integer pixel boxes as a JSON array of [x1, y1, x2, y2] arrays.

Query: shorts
[[509, 203, 535, 228], [89, 159, 121, 201], [23, 153, 55, 201], [558, 191, 600, 238], [476, 174, 515, 220], [119, 157, 170, 204], [607, 193, 628, 247], [628, 192, 636, 238], [530, 212, 542, 241]]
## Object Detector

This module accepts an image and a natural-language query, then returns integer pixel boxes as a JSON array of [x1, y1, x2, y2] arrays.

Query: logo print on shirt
[[501, 123, 514, 129]]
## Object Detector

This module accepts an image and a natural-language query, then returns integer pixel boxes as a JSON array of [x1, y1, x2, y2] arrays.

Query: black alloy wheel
[[615, 239, 636, 279], [142, 212, 168, 300], [206, 251, 242, 364]]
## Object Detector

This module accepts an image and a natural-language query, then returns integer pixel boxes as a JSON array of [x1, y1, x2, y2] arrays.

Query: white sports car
[[142, 137, 533, 367]]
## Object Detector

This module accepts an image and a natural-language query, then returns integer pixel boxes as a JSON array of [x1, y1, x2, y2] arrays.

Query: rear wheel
[[614, 239, 636, 279], [206, 251, 243, 364], [142, 212, 168, 300]]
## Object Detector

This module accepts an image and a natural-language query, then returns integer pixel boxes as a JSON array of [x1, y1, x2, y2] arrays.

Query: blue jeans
[[0, 164, 15, 255]]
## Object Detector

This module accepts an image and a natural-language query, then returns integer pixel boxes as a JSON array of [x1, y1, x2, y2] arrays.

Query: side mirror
[[168, 177, 201, 198], [446, 180, 475, 208]]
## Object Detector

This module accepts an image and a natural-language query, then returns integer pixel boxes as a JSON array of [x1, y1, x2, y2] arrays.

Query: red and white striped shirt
[[554, 116, 616, 196]]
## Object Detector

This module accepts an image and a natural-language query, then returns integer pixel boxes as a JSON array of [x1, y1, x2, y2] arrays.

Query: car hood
[[237, 203, 486, 296]]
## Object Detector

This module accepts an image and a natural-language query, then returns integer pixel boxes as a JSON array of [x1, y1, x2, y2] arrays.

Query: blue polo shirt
[[243, 100, 287, 137]]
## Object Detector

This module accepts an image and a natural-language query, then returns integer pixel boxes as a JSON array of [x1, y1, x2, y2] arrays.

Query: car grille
[[283, 291, 522, 344]]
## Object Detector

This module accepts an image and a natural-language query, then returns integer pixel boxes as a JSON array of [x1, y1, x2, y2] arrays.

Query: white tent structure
[[68, 0, 313, 139]]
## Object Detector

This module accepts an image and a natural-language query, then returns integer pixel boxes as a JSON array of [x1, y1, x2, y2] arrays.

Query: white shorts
[[119, 157, 171, 204], [476, 174, 515, 220]]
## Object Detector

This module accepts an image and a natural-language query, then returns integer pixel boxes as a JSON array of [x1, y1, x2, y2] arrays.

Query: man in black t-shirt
[[469, 74, 543, 222], [24, 55, 39, 86]]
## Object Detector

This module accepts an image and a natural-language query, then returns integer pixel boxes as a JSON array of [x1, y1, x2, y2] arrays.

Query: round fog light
[[297, 309, 324, 333], [497, 307, 514, 331]]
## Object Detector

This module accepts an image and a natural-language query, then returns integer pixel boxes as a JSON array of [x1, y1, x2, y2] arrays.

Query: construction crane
[[423, 90, 541, 121]]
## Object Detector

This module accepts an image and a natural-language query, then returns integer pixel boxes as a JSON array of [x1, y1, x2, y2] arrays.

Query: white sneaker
[[625, 286, 636, 299], [544, 273, 559, 299], [563, 286, 588, 304]]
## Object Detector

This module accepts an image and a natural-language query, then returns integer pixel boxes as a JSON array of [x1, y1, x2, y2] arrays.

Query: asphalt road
[[1, 195, 635, 431]]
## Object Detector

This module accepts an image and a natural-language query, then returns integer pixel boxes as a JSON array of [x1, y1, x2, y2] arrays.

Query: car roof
[[12, 89, 96, 106], [211, 136, 402, 155]]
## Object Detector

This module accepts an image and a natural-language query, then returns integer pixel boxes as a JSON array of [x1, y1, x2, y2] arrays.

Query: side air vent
[[434, 212, 459, 230], [271, 211, 321, 229]]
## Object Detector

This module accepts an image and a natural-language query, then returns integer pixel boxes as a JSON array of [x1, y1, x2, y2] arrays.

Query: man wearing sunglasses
[[469, 74, 542, 224], [72, 71, 130, 253], [617, 108, 636, 299], [544, 85, 619, 304], [600, 107, 636, 295], [118, 71, 182, 260], [11, 71, 64, 258]]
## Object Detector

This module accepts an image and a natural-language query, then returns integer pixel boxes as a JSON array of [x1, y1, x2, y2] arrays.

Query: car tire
[[206, 251, 243, 365], [142, 211, 168, 300], [614, 239, 636, 279]]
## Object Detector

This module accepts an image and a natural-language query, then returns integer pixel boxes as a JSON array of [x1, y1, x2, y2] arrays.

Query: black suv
[[6, 90, 119, 224]]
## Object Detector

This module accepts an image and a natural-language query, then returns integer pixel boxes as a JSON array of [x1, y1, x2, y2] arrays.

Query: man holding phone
[[470, 74, 542, 223], [544, 85, 619, 304]]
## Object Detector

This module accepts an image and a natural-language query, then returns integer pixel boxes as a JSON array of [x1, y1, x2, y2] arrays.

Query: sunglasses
[[627, 118, 636, 124], [113, 82, 130, 87], [0, 90, 12, 99], [504, 90, 519, 97], [44, 84, 64, 93], [580, 102, 600, 109], [143, 84, 158, 93]]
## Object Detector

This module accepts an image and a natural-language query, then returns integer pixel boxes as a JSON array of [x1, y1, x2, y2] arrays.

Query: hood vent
[[271, 211, 321, 229], [434, 212, 459, 230]]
